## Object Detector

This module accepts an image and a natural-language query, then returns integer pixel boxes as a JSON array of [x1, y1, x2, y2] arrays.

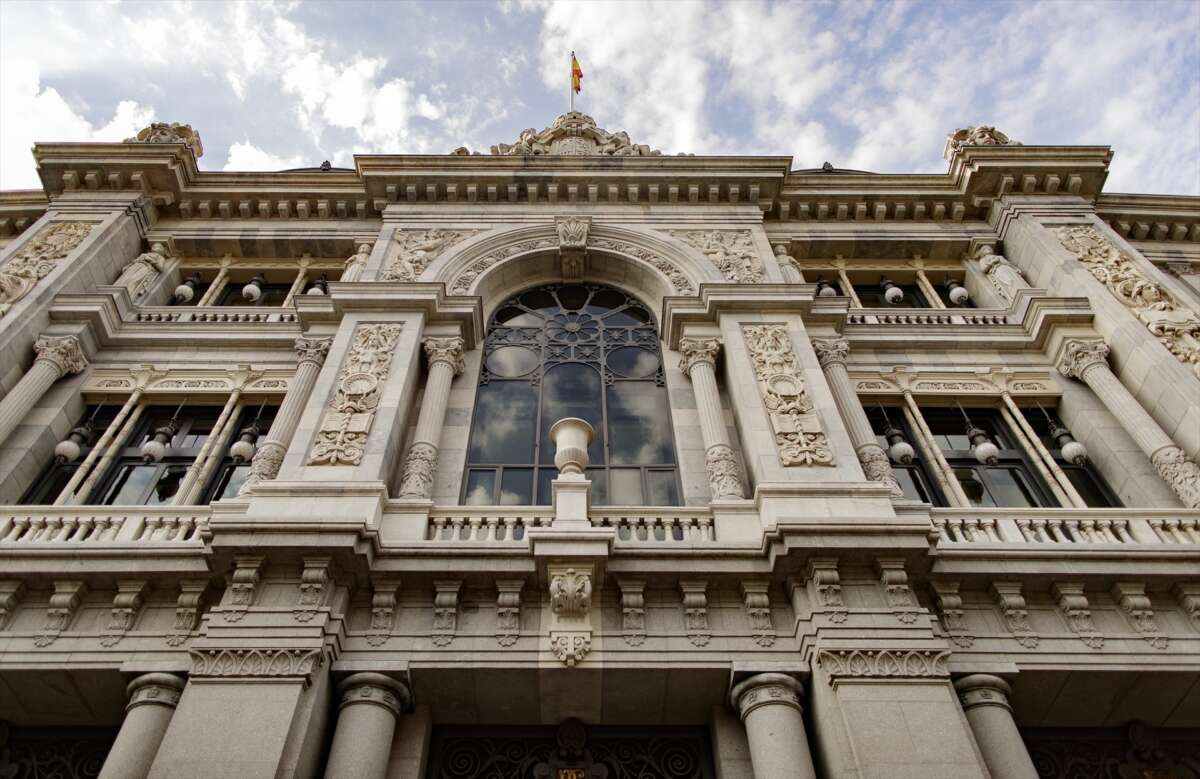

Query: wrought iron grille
[[463, 284, 681, 507]]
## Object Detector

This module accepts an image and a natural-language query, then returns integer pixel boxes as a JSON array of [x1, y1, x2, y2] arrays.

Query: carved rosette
[[33, 334, 88, 376], [743, 324, 833, 466], [1057, 225, 1200, 379], [398, 441, 438, 499], [1055, 338, 1110, 380], [1150, 446, 1200, 509], [669, 229, 766, 283], [1, 222, 93, 316], [307, 323, 404, 466], [817, 649, 951, 683], [705, 444, 744, 500], [384, 229, 477, 282], [550, 632, 592, 667]]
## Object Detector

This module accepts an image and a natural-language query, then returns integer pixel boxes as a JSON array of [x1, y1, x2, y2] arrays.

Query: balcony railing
[[846, 310, 1008, 326], [424, 506, 717, 544], [133, 307, 299, 324], [932, 509, 1200, 547], [0, 507, 210, 546]]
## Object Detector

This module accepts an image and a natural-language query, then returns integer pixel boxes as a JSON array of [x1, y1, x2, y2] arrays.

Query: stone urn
[[549, 417, 594, 475]]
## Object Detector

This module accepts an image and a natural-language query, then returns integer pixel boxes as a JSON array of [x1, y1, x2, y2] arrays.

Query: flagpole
[[569, 50, 574, 112]]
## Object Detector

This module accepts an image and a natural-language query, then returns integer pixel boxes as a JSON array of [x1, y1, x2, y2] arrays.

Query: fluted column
[[813, 338, 903, 497], [0, 334, 87, 447], [729, 673, 817, 779], [98, 673, 185, 779], [398, 337, 465, 499], [678, 337, 744, 500], [238, 336, 332, 495], [323, 673, 411, 779], [1057, 338, 1200, 508], [955, 675, 1037, 779]]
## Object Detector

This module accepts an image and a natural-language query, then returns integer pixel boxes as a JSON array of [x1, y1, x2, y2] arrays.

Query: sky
[[1, 0, 1198, 194]]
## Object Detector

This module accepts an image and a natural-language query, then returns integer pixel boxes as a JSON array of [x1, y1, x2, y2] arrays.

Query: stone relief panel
[[307, 323, 405, 466], [668, 229, 766, 283], [742, 324, 834, 466], [816, 649, 951, 682], [0, 222, 93, 316], [383, 229, 478, 282], [1057, 225, 1200, 379]]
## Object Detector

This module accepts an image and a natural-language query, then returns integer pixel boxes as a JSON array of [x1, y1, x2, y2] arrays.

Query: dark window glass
[[852, 283, 930, 308], [864, 405, 945, 506], [464, 284, 681, 506], [22, 405, 119, 505], [214, 281, 293, 307], [1019, 407, 1120, 508]]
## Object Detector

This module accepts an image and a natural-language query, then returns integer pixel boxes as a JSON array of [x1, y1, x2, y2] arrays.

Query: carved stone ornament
[[811, 338, 850, 368], [730, 674, 804, 720], [484, 111, 663, 156], [1053, 583, 1104, 649], [113, 242, 169, 299], [307, 323, 404, 465], [680, 580, 710, 647], [943, 125, 1022, 159], [669, 229, 766, 283], [0, 222, 93, 316], [992, 581, 1038, 648], [588, 237, 695, 294], [0, 580, 25, 630], [550, 568, 593, 618], [555, 215, 590, 249], [222, 556, 262, 623], [450, 238, 557, 294], [342, 242, 372, 281], [618, 578, 646, 647], [741, 581, 775, 647], [124, 121, 204, 158], [294, 557, 332, 623], [1175, 583, 1200, 628], [432, 580, 460, 647], [678, 336, 721, 375], [34, 580, 86, 647], [238, 441, 285, 496], [857, 445, 904, 497], [931, 581, 975, 648], [877, 560, 920, 624], [100, 580, 148, 647], [547, 566, 594, 667], [495, 579, 523, 647], [1055, 338, 1110, 381], [807, 559, 848, 623], [743, 324, 834, 466], [549, 632, 592, 667], [1112, 582, 1169, 650], [1151, 446, 1200, 510], [294, 335, 334, 366], [165, 579, 207, 647], [33, 334, 88, 376], [383, 229, 477, 282], [1057, 225, 1200, 379], [367, 577, 401, 647], [398, 441, 438, 499], [976, 245, 1028, 305], [189, 648, 324, 685], [705, 444, 744, 500], [817, 649, 951, 683]]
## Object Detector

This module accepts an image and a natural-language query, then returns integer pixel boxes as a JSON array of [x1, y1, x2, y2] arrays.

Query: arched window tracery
[[463, 283, 680, 506]]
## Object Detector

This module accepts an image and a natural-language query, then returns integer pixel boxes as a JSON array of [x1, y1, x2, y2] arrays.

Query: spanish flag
[[571, 51, 583, 94]]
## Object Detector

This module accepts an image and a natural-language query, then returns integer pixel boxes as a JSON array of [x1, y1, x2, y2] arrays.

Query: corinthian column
[[323, 673, 411, 779], [729, 673, 817, 779], [398, 336, 465, 499], [0, 334, 87, 447], [1057, 338, 1200, 508], [678, 337, 744, 500], [238, 336, 332, 495], [813, 338, 903, 497], [98, 673, 185, 779], [955, 675, 1037, 779]]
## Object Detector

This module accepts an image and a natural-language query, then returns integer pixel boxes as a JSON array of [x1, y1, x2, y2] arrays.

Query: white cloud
[[223, 141, 304, 172]]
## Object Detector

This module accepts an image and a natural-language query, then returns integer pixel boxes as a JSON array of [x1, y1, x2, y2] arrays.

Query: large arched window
[[463, 283, 680, 506]]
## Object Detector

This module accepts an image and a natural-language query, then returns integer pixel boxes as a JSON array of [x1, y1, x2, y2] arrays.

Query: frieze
[[1, 221, 93, 317], [669, 229, 766, 283], [589, 238, 695, 294], [450, 238, 557, 294], [742, 324, 833, 466], [189, 648, 324, 683], [816, 649, 951, 682], [307, 323, 405, 466], [384, 229, 477, 282]]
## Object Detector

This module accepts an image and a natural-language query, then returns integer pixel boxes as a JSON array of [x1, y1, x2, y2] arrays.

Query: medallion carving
[[384, 229, 477, 282], [307, 323, 404, 465], [1, 222, 93, 316], [669, 229, 766, 283], [742, 324, 833, 466]]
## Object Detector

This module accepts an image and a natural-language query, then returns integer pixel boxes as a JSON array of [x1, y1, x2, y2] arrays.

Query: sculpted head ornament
[[124, 122, 204, 158], [944, 126, 1021, 160]]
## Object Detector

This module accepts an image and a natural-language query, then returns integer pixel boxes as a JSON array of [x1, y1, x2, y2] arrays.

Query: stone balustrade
[[425, 509, 552, 541], [846, 310, 1008, 326], [932, 508, 1200, 546], [420, 506, 716, 544], [0, 507, 210, 545], [590, 508, 715, 542], [133, 308, 299, 324]]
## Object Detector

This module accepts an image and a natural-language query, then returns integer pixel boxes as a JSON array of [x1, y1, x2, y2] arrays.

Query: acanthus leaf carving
[[704, 444, 744, 501], [1150, 446, 1200, 510], [189, 648, 324, 685], [307, 323, 404, 466], [670, 229, 766, 283], [743, 324, 833, 466], [680, 580, 710, 647], [398, 441, 438, 500], [1057, 225, 1200, 379], [165, 579, 208, 647], [817, 649, 951, 682], [384, 229, 477, 282], [550, 568, 592, 618], [548, 565, 595, 666], [432, 580, 460, 647], [0, 222, 93, 317], [931, 581, 975, 648], [992, 581, 1038, 648], [34, 580, 86, 647], [1053, 582, 1104, 649], [223, 556, 262, 622], [588, 238, 694, 294], [367, 576, 401, 647], [617, 578, 646, 647], [495, 579, 523, 647], [806, 559, 848, 623], [33, 334, 88, 376], [877, 560, 920, 624], [741, 581, 775, 647], [450, 238, 557, 294], [100, 580, 148, 647], [294, 557, 332, 623], [549, 632, 592, 667], [1112, 582, 1169, 650], [857, 445, 904, 497], [484, 112, 663, 157]]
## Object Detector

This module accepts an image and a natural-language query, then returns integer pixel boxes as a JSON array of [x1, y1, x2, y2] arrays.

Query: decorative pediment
[[462, 112, 665, 157]]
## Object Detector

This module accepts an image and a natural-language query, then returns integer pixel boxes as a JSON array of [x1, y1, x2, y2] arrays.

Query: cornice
[[1095, 192, 1200, 243], [660, 283, 847, 347]]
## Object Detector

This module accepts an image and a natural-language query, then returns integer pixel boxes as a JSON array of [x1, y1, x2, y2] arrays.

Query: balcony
[[421, 506, 718, 545], [931, 508, 1200, 547], [0, 506, 210, 546]]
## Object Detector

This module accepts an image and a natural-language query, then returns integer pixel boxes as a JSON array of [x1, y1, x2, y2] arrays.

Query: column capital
[[337, 672, 411, 718], [1055, 337, 1109, 380], [678, 336, 721, 375], [812, 337, 851, 369], [125, 672, 185, 712], [954, 674, 1014, 712], [423, 336, 466, 376], [33, 334, 87, 376], [294, 335, 333, 367], [730, 672, 804, 720]]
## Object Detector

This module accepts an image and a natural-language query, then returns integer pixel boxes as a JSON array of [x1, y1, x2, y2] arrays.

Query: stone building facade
[[0, 114, 1198, 778]]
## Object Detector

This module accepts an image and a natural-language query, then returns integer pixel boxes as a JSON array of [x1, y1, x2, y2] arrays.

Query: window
[[463, 284, 680, 506], [21, 406, 119, 505], [865, 406, 942, 504], [922, 408, 1054, 508], [1021, 407, 1120, 508], [853, 281, 932, 308]]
